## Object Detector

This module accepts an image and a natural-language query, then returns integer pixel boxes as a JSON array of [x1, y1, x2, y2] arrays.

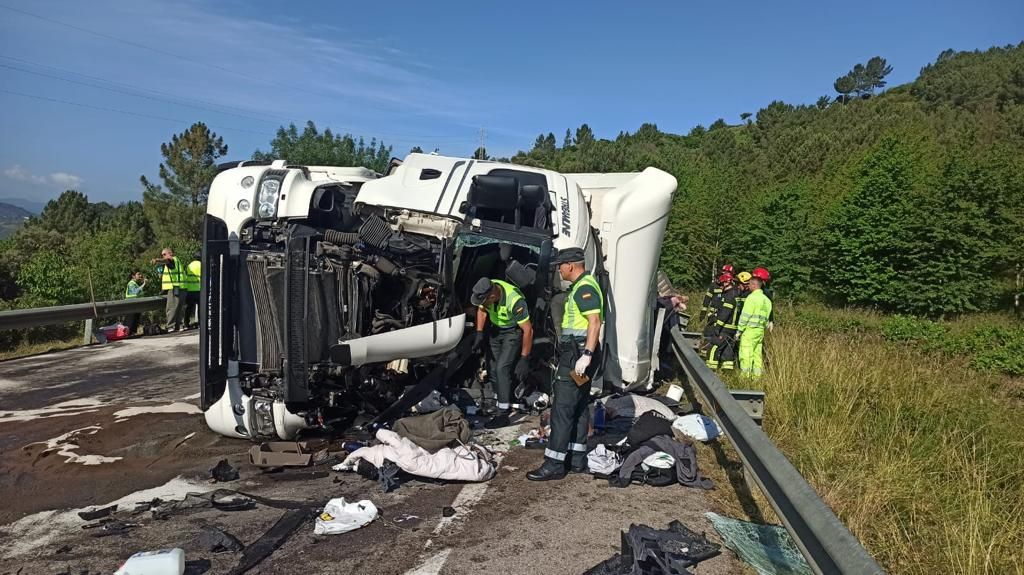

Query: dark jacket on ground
[[612, 435, 714, 490]]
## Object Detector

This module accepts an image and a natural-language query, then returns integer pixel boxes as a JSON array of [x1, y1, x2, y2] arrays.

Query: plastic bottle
[[113, 548, 185, 575], [592, 401, 606, 434]]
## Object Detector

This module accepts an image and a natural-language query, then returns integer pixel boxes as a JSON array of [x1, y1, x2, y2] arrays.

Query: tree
[[575, 124, 595, 147], [563, 128, 573, 149], [740, 112, 752, 122], [824, 137, 920, 310], [834, 74, 857, 102], [709, 119, 728, 131], [141, 122, 228, 241], [863, 56, 894, 94], [409, 146, 424, 154], [472, 146, 490, 160], [253, 121, 391, 172], [816, 96, 831, 109]]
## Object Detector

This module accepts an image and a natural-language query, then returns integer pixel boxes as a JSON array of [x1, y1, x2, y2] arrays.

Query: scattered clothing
[[584, 521, 721, 575], [587, 444, 622, 475], [603, 394, 677, 421], [336, 429, 495, 482], [392, 406, 472, 453], [672, 414, 722, 442], [626, 411, 674, 448], [314, 498, 378, 535], [641, 451, 676, 470], [611, 435, 713, 490]]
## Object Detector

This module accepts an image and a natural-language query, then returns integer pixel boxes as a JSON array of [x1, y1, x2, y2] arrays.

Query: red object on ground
[[101, 324, 130, 341]]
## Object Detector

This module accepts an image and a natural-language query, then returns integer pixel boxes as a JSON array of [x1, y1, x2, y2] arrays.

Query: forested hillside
[[511, 44, 1024, 317]]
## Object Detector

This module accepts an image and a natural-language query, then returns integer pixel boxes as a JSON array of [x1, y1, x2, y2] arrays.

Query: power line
[[0, 87, 479, 148], [0, 61, 285, 126], [0, 88, 276, 137], [0, 53, 477, 144]]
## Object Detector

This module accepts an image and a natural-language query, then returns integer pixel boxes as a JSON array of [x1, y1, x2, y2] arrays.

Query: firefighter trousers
[[738, 327, 765, 378]]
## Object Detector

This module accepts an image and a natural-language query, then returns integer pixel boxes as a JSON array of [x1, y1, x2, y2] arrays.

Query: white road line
[[402, 549, 452, 575], [433, 481, 488, 535]]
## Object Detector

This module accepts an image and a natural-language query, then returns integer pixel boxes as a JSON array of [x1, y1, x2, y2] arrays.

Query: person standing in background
[[124, 270, 146, 335], [151, 248, 185, 332]]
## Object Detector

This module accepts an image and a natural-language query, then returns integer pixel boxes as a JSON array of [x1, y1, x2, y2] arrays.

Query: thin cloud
[[4, 165, 83, 189]]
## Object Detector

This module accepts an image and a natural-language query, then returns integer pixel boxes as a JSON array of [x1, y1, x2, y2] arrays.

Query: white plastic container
[[113, 548, 185, 575]]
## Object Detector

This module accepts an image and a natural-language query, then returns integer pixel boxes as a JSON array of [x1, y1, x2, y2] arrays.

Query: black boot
[[568, 454, 588, 474], [484, 411, 511, 429], [526, 459, 566, 481]]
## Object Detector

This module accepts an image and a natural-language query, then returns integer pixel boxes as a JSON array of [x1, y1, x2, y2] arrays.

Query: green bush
[[880, 315, 948, 344]]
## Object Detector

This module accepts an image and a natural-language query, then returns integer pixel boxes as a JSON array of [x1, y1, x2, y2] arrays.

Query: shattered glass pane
[[705, 512, 812, 575]]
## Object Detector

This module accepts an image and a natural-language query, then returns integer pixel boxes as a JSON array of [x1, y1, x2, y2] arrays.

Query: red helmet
[[718, 273, 734, 284], [721, 264, 735, 274], [752, 267, 771, 282]]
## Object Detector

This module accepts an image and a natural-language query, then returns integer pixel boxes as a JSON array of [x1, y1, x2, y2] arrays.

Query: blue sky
[[0, 0, 1021, 204]]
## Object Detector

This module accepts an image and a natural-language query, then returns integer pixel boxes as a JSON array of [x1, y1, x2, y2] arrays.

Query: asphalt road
[[0, 332, 745, 574]]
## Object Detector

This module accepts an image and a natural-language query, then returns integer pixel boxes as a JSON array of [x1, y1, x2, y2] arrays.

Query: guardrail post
[[82, 318, 93, 345]]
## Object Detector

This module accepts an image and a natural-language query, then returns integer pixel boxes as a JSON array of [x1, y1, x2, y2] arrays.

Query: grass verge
[[717, 316, 1024, 574]]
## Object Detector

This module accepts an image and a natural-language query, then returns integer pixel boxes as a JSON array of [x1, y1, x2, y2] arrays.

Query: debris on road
[[441, 506, 456, 518], [113, 547, 185, 575], [335, 429, 495, 482], [392, 406, 472, 452], [266, 470, 330, 482], [313, 498, 378, 536], [196, 526, 244, 553], [77, 505, 117, 521], [584, 521, 721, 575], [248, 441, 329, 468], [672, 414, 721, 442], [705, 512, 812, 575], [209, 459, 238, 482], [586, 444, 622, 475], [228, 508, 314, 575]]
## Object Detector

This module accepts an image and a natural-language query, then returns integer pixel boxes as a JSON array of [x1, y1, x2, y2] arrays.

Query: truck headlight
[[258, 178, 280, 219]]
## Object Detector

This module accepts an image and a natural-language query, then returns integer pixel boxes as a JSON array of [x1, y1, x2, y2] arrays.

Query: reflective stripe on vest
[[161, 256, 184, 291], [561, 273, 604, 337], [484, 279, 525, 328], [184, 260, 201, 292]]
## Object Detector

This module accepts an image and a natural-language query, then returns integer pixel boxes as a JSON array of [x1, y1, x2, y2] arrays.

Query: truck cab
[[200, 153, 676, 440]]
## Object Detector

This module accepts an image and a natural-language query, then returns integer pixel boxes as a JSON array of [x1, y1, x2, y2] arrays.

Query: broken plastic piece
[[705, 512, 812, 575], [77, 505, 117, 521], [442, 506, 456, 518], [197, 526, 244, 553], [584, 521, 720, 575], [210, 459, 239, 482], [228, 508, 314, 575]]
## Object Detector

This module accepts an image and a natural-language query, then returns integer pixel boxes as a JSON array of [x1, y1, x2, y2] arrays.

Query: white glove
[[767, 321, 774, 333], [574, 354, 591, 375]]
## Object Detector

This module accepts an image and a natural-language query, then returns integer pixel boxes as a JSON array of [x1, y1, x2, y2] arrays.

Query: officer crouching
[[527, 247, 604, 481]]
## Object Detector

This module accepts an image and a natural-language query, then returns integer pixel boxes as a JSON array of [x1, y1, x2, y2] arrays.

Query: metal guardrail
[[0, 296, 166, 343], [668, 327, 884, 575]]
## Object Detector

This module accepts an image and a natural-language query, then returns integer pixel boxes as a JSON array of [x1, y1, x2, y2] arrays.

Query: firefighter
[[734, 271, 751, 316], [737, 274, 773, 378], [701, 272, 732, 363], [150, 248, 185, 332], [751, 267, 774, 332], [708, 274, 741, 370], [699, 264, 734, 323], [527, 247, 603, 481], [470, 277, 533, 429]]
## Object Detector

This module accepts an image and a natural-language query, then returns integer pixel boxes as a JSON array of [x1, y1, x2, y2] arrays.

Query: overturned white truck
[[200, 153, 676, 440]]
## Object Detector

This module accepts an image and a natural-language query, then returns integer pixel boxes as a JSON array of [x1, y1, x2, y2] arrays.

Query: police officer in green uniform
[[527, 247, 604, 481], [470, 277, 533, 429]]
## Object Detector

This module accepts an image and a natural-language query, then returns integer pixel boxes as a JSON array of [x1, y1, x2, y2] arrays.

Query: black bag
[[626, 411, 673, 447], [143, 324, 164, 336]]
